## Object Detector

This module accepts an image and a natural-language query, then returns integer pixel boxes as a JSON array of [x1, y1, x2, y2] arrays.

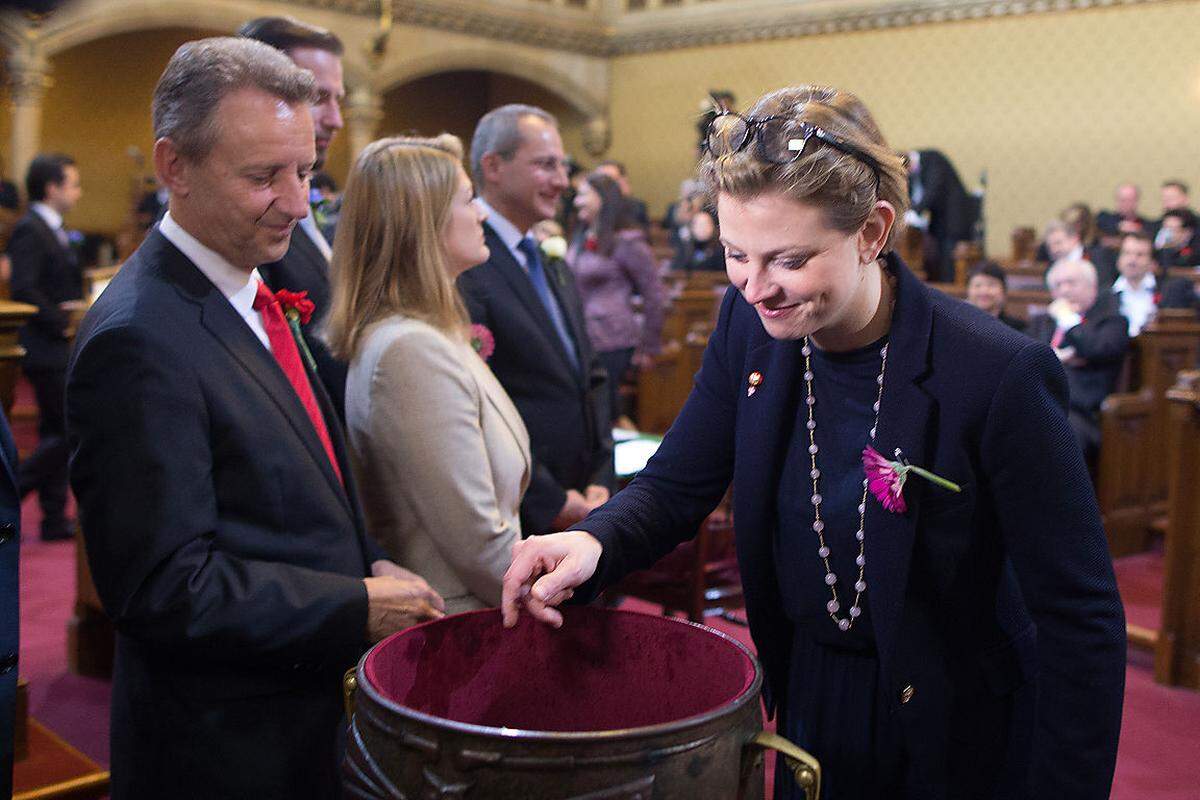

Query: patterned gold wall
[[606, 1, 1200, 254]]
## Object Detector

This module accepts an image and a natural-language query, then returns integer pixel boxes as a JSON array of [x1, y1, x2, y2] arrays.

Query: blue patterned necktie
[[517, 237, 580, 373]]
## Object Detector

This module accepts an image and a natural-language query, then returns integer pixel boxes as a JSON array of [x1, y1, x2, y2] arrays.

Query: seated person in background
[[1028, 259, 1129, 457], [965, 260, 1025, 332], [663, 178, 702, 253], [569, 171, 666, 420], [1096, 182, 1148, 248], [1042, 217, 1115, 285], [329, 134, 530, 615], [671, 208, 725, 272], [1112, 231, 1159, 336], [1154, 208, 1198, 268], [1152, 180, 1192, 248]]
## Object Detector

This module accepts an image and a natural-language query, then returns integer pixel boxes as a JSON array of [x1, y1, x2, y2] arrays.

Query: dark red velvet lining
[[363, 607, 756, 733]]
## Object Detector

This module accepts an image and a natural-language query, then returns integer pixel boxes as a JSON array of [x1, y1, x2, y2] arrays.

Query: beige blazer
[[345, 315, 531, 614]]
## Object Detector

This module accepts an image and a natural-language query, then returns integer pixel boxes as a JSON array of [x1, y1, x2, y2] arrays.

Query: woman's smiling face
[[718, 190, 876, 342]]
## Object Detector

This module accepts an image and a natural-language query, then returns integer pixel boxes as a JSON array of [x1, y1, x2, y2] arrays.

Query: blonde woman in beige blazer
[[326, 134, 530, 614]]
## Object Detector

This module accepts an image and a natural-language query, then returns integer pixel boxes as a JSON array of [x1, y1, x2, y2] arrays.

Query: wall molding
[[289, 0, 1180, 55]]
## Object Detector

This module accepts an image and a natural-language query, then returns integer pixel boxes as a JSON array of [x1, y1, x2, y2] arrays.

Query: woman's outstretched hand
[[501, 531, 602, 629]]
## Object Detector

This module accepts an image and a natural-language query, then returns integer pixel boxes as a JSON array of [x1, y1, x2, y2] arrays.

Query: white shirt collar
[[31, 202, 62, 231], [476, 197, 528, 258], [1113, 273, 1156, 294], [159, 212, 262, 313], [297, 212, 332, 262]]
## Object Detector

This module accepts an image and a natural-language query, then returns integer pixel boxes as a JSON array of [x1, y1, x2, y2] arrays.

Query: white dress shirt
[[298, 212, 332, 262], [476, 198, 532, 271], [1113, 273, 1157, 336], [31, 201, 69, 248], [159, 212, 270, 350]]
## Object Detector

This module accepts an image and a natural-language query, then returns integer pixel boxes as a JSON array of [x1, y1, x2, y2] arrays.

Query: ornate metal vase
[[343, 606, 819, 800]]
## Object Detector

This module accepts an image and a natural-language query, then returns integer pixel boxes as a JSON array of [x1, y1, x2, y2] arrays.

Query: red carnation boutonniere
[[1153, 292, 1162, 306], [469, 323, 495, 361], [862, 445, 961, 514], [275, 289, 318, 372], [584, 234, 599, 253]]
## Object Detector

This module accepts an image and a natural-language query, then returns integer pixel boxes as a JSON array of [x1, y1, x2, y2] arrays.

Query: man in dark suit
[[66, 38, 442, 799], [1155, 208, 1198, 269], [1028, 259, 1129, 457], [1096, 182, 1149, 249], [7, 152, 83, 540], [461, 103, 614, 536], [240, 16, 349, 419], [906, 149, 976, 282], [0, 409, 20, 799]]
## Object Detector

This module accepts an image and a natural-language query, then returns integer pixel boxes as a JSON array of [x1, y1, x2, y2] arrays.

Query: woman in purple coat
[[569, 173, 667, 419]]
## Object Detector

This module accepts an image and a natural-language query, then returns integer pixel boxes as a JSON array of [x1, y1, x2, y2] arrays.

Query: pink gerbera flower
[[862, 445, 961, 514]]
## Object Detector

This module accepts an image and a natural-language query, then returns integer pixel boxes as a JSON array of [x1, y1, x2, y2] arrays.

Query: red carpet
[[12, 375, 1200, 797]]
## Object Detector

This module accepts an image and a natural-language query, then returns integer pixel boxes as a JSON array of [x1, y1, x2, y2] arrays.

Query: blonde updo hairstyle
[[699, 85, 909, 255], [325, 133, 470, 361]]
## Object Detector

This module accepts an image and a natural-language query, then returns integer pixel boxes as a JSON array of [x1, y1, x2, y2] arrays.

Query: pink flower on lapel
[[469, 324, 495, 361], [862, 445, 962, 515], [863, 446, 908, 513]]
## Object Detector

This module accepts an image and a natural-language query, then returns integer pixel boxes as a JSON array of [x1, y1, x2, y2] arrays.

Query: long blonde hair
[[324, 133, 470, 360]]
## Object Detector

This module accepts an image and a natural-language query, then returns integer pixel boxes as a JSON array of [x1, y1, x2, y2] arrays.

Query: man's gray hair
[[1047, 258, 1098, 288], [152, 37, 318, 162], [470, 104, 558, 187]]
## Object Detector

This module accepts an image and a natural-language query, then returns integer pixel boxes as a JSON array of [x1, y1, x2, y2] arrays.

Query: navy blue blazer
[[0, 410, 19, 799], [67, 229, 386, 799], [576, 254, 1125, 798]]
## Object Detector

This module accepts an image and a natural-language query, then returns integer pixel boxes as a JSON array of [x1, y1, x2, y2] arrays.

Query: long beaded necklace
[[800, 335, 889, 632]]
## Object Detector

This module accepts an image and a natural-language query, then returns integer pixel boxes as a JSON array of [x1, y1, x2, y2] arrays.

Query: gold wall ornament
[[582, 114, 611, 156]]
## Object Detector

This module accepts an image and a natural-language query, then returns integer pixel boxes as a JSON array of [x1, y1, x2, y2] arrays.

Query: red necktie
[[252, 281, 343, 486]]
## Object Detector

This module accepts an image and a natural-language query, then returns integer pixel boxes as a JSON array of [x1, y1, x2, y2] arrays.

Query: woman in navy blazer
[[502, 86, 1125, 799]]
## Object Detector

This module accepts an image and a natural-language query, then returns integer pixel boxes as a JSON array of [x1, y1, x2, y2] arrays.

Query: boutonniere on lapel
[[539, 235, 570, 286], [862, 446, 961, 514], [469, 323, 495, 361], [746, 370, 763, 397], [275, 289, 318, 372], [66, 229, 85, 250]]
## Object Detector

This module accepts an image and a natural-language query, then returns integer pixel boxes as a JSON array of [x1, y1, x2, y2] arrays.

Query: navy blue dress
[[774, 337, 904, 798]]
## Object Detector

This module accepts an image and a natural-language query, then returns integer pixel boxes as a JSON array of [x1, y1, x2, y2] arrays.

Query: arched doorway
[[345, 70, 593, 177]]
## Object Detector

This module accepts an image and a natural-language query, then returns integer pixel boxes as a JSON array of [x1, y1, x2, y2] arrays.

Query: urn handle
[[747, 731, 821, 800], [343, 667, 358, 720]]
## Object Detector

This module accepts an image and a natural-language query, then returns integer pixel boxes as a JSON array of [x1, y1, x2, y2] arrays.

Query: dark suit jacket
[[0, 410, 19, 799], [1027, 291, 1130, 418], [911, 150, 974, 244], [1160, 275, 1199, 310], [6, 210, 82, 370], [66, 230, 386, 799], [574, 254, 1125, 798], [1095, 210, 1149, 237], [259, 224, 348, 422], [458, 222, 614, 535]]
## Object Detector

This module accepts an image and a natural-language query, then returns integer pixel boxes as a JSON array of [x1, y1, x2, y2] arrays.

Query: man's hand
[[584, 485, 610, 507], [501, 530, 602, 629], [363, 571, 445, 642], [551, 489, 590, 530], [371, 559, 428, 583]]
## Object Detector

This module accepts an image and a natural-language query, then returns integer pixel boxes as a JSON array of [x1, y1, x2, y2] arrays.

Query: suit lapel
[[862, 255, 936, 682], [27, 210, 75, 268], [154, 233, 351, 512], [471, 354, 532, 475], [542, 257, 588, 385], [484, 224, 579, 381], [733, 332, 803, 617]]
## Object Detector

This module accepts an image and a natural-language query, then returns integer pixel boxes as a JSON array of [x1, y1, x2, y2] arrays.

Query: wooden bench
[[1097, 313, 1200, 556]]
